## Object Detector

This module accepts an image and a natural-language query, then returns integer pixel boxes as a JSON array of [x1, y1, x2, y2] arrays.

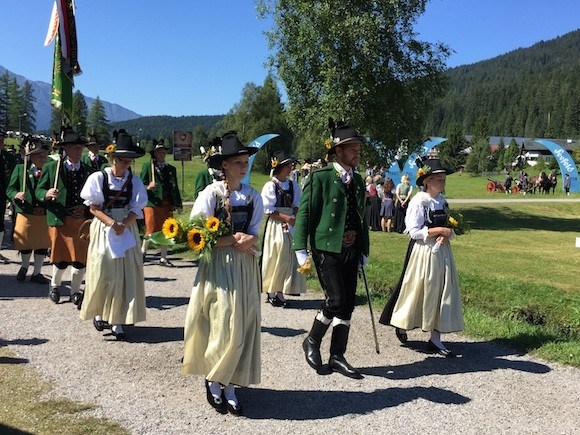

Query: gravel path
[[1, 247, 579, 434]]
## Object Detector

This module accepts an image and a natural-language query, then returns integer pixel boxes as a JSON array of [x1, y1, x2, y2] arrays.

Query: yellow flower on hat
[[105, 144, 116, 154], [325, 139, 332, 150], [271, 157, 279, 168], [417, 168, 426, 178]]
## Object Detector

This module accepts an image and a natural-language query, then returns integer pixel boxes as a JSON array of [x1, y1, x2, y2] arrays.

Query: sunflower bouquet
[[432, 210, 469, 253], [149, 215, 230, 262], [447, 210, 469, 236]]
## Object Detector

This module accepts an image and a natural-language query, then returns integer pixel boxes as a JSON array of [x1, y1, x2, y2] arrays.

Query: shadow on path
[[146, 295, 189, 310], [361, 340, 551, 380], [261, 326, 307, 338], [240, 386, 470, 420]]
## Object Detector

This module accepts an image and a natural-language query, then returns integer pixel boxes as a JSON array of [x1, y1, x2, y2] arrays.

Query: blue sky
[[1, 0, 578, 117]]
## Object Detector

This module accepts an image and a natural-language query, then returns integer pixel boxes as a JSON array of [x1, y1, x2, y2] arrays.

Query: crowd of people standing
[[0, 124, 464, 417]]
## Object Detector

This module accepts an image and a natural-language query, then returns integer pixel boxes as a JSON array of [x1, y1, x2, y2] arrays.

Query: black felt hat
[[87, 134, 99, 147], [107, 133, 145, 159], [415, 158, 453, 186], [206, 132, 258, 170], [24, 136, 51, 155], [57, 127, 88, 147], [150, 139, 169, 156], [325, 118, 365, 154]]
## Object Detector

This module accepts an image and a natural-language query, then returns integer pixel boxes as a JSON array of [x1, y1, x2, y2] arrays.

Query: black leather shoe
[[302, 336, 323, 370], [226, 401, 243, 416], [205, 380, 226, 414], [16, 267, 27, 282], [48, 288, 60, 304], [30, 274, 50, 285], [274, 294, 288, 308], [0, 253, 9, 264], [395, 328, 408, 344], [93, 318, 111, 332], [267, 295, 283, 307], [71, 291, 84, 309], [427, 340, 456, 358], [329, 355, 364, 379]]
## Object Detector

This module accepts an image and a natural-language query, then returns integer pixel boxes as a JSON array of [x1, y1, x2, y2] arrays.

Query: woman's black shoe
[[205, 380, 226, 414], [226, 401, 243, 416], [427, 340, 456, 358], [395, 328, 408, 344], [93, 318, 111, 332], [267, 295, 283, 307]]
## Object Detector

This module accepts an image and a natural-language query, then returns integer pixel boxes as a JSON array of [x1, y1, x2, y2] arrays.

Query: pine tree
[[20, 81, 36, 133], [71, 91, 88, 136], [0, 71, 10, 129], [87, 96, 111, 145]]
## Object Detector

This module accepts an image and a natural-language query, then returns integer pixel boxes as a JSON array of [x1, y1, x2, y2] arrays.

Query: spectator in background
[[393, 174, 412, 233], [141, 139, 182, 266], [0, 127, 17, 264]]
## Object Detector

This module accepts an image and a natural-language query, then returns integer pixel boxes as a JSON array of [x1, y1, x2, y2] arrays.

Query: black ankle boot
[[328, 324, 363, 379], [302, 318, 330, 371]]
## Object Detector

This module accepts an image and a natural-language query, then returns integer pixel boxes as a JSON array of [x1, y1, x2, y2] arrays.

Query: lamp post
[[18, 112, 27, 134]]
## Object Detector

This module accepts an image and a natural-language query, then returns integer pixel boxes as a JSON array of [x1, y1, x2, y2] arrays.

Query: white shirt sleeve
[[129, 175, 148, 218], [246, 189, 264, 236], [261, 181, 277, 214], [81, 171, 105, 206], [405, 199, 429, 241], [292, 180, 301, 208], [190, 185, 216, 218]]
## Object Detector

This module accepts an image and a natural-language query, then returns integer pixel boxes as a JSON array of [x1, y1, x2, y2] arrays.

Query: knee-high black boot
[[302, 318, 330, 371], [328, 324, 363, 379]]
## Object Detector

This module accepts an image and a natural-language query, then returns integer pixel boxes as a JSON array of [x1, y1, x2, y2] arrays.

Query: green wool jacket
[[81, 153, 109, 171], [193, 168, 213, 201], [35, 158, 95, 226], [293, 164, 370, 256], [140, 160, 182, 209], [7, 164, 46, 214]]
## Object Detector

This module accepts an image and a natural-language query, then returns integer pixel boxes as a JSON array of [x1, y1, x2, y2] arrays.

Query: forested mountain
[[424, 29, 580, 139], [111, 115, 223, 143]]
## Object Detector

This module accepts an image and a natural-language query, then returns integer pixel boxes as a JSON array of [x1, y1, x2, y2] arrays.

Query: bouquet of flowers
[[148, 215, 229, 262], [432, 210, 469, 253]]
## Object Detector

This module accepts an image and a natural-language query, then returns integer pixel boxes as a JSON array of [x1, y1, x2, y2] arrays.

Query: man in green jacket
[[0, 127, 17, 264], [192, 137, 223, 201], [81, 134, 108, 171], [140, 139, 182, 266], [7, 136, 51, 283], [293, 121, 370, 379], [36, 128, 94, 304]]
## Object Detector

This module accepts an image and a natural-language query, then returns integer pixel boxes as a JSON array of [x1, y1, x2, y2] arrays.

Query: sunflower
[[205, 216, 220, 233], [417, 168, 426, 178], [297, 258, 312, 275], [162, 217, 180, 239], [271, 157, 279, 168], [448, 217, 458, 228], [325, 139, 332, 150], [105, 144, 116, 154], [187, 229, 206, 252]]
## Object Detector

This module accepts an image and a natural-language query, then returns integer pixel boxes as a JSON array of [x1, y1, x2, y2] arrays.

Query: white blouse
[[81, 168, 148, 218], [404, 192, 446, 241], [191, 181, 264, 237], [261, 177, 301, 214]]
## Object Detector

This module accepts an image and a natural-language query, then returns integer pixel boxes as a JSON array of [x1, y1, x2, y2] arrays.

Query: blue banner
[[241, 134, 279, 185], [535, 139, 578, 193]]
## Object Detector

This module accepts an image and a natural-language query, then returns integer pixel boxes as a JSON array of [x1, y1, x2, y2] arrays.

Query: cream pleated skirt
[[261, 217, 306, 295], [182, 247, 261, 387], [390, 238, 464, 333], [80, 208, 146, 325]]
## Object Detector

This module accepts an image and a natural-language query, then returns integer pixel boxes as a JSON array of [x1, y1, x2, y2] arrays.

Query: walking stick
[[150, 158, 156, 184], [52, 154, 62, 201], [21, 154, 28, 196], [361, 262, 380, 354]]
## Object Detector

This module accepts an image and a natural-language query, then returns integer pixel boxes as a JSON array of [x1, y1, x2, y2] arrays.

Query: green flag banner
[[51, 32, 73, 123]]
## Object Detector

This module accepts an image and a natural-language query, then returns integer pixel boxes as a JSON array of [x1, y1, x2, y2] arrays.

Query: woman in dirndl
[[379, 159, 463, 357], [7, 136, 51, 283], [260, 149, 305, 307], [79, 132, 148, 340], [182, 131, 263, 416]]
